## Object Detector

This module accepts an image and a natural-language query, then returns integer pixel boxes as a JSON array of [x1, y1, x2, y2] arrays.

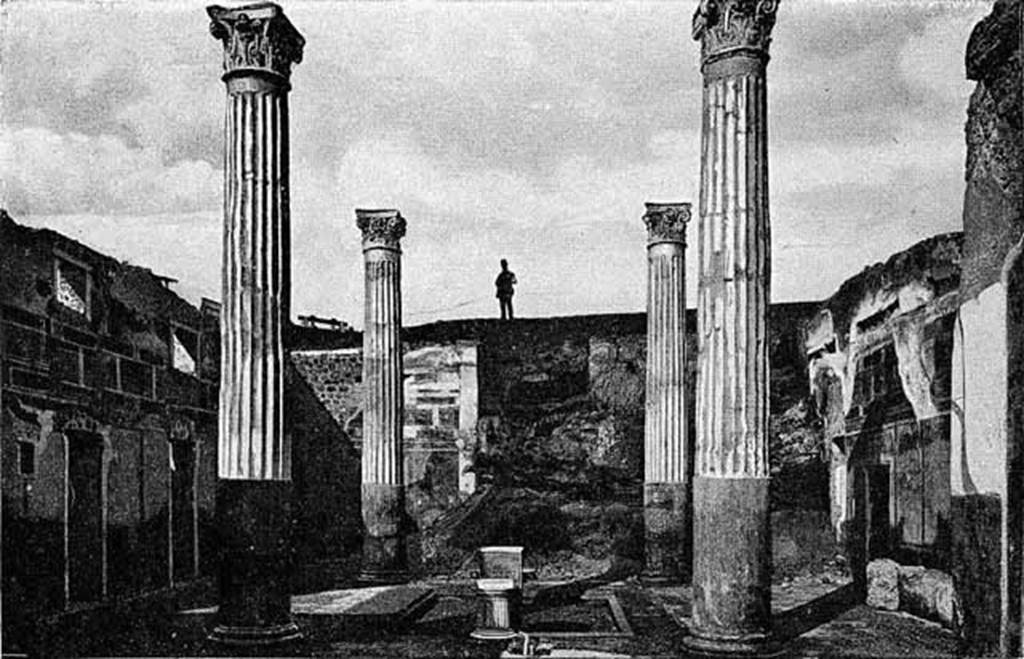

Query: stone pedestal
[[641, 203, 692, 585], [686, 1, 779, 655], [471, 578, 518, 641], [206, 2, 304, 645], [357, 209, 409, 584], [478, 546, 524, 628]]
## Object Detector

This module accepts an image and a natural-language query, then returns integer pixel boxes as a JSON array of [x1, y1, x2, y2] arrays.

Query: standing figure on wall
[[495, 259, 518, 320]]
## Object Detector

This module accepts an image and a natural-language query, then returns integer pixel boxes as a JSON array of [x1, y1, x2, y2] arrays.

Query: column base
[[358, 567, 410, 586], [471, 578, 518, 640], [361, 483, 409, 584], [641, 481, 690, 585], [209, 622, 303, 646], [359, 534, 409, 585], [210, 480, 300, 646], [690, 476, 771, 648], [683, 631, 782, 658]]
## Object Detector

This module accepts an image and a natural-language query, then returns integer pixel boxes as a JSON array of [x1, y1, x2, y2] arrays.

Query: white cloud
[[1, 126, 220, 216], [1, 0, 991, 325], [899, 6, 990, 102]]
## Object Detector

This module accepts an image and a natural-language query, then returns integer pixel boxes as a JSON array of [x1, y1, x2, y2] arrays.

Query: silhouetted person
[[495, 259, 517, 320]]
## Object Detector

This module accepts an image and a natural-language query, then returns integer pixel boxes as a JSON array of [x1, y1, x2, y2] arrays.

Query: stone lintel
[[208, 2, 305, 85], [692, 0, 779, 67], [644, 202, 692, 246], [357, 209, 407, 251]]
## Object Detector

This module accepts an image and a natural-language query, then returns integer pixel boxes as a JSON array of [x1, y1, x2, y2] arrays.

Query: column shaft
[[695, 67, 769, 479], [206, 3, 304, 645], [219, 86, 289, 481], [688, 1, 778, 654], [357, 209, 409, 584], [642, 203, 692, 584]]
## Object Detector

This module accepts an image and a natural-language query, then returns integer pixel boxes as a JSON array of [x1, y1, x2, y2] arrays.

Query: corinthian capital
[[692, 0, 779, 65], [644, 202, 692, 246], [208, 3, 305, 83], [357, 209, 407, 251]]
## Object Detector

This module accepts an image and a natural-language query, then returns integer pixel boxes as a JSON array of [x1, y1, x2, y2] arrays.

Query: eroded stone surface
[[898, 566, 961, 631], [866, 559, 900, 611]]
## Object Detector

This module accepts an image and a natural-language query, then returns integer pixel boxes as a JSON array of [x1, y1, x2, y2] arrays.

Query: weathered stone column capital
[[644, 202, 692, 247], [357, 209, 407, 252], [692, 0, 779, 67], [208, 3, 305, 86]]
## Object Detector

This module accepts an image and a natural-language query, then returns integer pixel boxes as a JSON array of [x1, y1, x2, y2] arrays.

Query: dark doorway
[[171, 440, 196, 582], [853, 464, 892, 565], [67, 431, 104, 602]]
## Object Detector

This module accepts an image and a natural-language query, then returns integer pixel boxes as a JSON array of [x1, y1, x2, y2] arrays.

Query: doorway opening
[[67, 430, 104, 603]]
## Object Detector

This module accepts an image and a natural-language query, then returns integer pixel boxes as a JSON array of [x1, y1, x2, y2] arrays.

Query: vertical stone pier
[[206, 3, 304, 645], [641, 202, 692, 585], [357, 209, 409, 584], [687, 0, 779, 655]]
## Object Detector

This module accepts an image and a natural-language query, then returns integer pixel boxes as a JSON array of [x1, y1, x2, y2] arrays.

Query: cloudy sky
[[1, 0, 990, 327]]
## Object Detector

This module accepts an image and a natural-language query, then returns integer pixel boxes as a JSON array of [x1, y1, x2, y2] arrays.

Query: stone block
[[479, 546, 524, 589], [898, 566, 961, 630], [865, 558, 900, 610]]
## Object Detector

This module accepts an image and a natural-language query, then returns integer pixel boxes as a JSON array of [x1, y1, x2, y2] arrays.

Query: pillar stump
[[686, 0, 779, 655], [641, 202, 692, 585], [357, 209, 410, 584], [471, 578, 519, 641], [206, 2, 304, 645]]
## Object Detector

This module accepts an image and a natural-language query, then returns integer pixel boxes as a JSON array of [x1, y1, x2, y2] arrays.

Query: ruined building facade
[[808, 1, 1022, 654], [805, 233, 961, 575], [0, 212, 220, 630]]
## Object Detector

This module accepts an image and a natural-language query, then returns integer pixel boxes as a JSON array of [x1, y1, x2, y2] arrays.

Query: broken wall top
[[962, 0, 1021, 298], [1, 210, 208, 345], [807, 232, 963, 352]]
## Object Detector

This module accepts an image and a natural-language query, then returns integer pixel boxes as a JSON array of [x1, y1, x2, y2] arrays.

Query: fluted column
[[686, 1, 779, 655], [641, 202, 692, 585], [206, 3, 304, 645], [357, 209, 409, 584]]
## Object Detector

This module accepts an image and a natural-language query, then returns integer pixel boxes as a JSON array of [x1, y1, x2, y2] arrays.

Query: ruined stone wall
[[286, 349, 363, 565], [1, 404, 217, 633], [286, 305, 820, 571], [588, 333, 653, 413], [1, 215, 219, 644], [951, 1, 1022, 653], [961, 0, 1022, 300], [402, 343, 478, 528], [288, 349, 363, 442], [805, 233, 961, 552], [285, 359, 363, 565]]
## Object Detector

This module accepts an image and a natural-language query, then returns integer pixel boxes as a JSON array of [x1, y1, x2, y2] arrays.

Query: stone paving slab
[[177, 585, 438, 630], [294, 585, 438, 631], [291, 586, 393, 616]]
